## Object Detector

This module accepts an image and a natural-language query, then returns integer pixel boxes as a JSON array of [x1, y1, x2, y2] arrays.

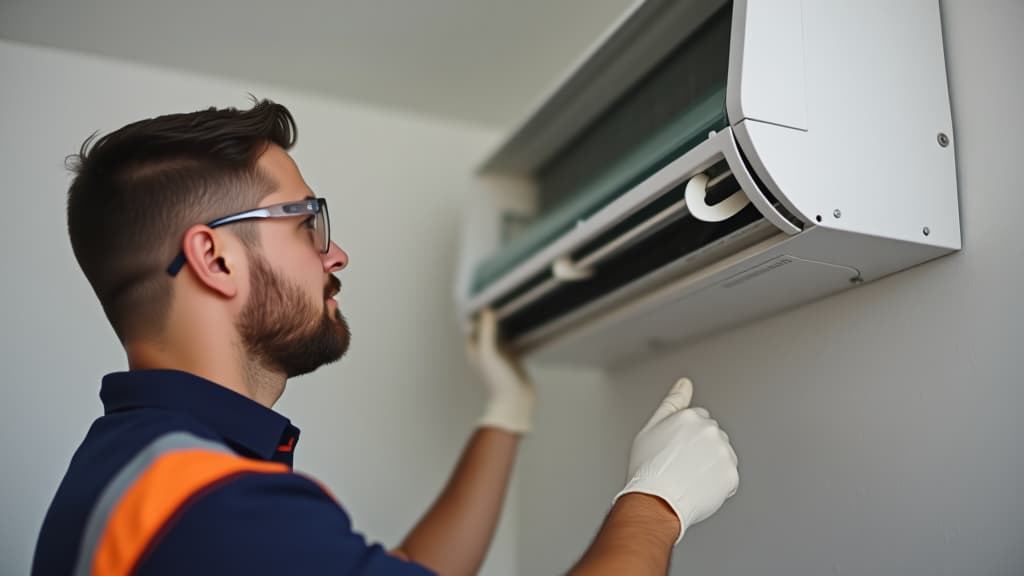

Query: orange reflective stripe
[[92, 448, 289, 576]]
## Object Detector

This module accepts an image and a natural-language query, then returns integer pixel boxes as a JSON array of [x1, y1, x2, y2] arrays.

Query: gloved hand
[[466, 309, 536, 434], [615, 378, 738, 544]]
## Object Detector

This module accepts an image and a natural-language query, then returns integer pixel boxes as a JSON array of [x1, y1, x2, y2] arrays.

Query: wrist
[[478, 387, 534, 434], [572, 493, 677, 574], [610, 493, 681, 546], [478, 403, 532, 435]]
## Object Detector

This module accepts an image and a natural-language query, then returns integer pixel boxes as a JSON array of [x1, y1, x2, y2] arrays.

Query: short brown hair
[[67, 99, 297, 343]]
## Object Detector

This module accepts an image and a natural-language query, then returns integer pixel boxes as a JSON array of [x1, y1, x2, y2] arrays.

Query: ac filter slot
[[500, 203, 764, 342], [491, 168, 700, 314], [490, 157, 748, 321]]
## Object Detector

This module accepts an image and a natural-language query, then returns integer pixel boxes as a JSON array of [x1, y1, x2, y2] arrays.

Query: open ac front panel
[[456, 0, 960, 368]]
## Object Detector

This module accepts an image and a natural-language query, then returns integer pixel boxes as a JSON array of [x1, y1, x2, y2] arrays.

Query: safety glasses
[[166, 197, 330, 276]]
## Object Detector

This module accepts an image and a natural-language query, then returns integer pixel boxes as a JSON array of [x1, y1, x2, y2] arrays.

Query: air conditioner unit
[[456, 0, 959, 368]]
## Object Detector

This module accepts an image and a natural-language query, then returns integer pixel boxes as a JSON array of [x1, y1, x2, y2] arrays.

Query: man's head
[[67, 99, 350, 378]]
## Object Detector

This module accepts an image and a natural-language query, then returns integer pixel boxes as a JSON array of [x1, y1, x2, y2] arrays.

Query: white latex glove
[[466, 309, 536, 434], [615, 378, 738, 544]]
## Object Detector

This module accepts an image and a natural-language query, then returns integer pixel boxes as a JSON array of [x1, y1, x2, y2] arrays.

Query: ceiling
[[0, 0, 636, 129]]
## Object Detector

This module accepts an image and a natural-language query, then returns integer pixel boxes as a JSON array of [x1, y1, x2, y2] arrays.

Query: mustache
[[325, 275, 342, 298]]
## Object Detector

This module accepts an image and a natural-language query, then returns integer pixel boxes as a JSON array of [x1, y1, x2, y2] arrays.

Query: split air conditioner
[[456, 0, 959, 368]]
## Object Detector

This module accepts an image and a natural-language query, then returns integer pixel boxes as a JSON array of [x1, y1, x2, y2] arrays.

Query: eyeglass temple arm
[[165, 208, 279, 276]]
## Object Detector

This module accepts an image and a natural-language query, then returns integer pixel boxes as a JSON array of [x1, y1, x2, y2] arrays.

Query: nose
[[323, 241, 348, 273]]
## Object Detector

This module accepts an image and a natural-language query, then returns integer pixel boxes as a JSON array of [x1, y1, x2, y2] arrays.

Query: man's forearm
[[396, 427, 519, 576], [570, 493, 680, 575]]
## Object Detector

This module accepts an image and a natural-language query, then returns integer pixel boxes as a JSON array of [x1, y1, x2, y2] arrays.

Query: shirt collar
[[100, 369, 301, 466]]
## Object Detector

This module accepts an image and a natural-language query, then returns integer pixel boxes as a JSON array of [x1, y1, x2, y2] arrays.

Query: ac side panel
[[735, 0, 959, 249], [455, 175, 538, 319], [727, 0, 807, 130]]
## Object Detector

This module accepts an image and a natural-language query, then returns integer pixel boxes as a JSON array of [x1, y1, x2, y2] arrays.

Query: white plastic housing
[[456, 0, 959, 368]]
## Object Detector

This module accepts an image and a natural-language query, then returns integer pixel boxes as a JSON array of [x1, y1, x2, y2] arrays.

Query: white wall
[[0, 40, 517, 576], [518, 1, 1024, 574]]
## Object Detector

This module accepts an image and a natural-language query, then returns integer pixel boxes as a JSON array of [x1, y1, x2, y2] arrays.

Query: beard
[[237, 252, 350, 378]]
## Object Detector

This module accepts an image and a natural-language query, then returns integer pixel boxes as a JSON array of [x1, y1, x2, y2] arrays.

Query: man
[[33, 100, 738, 575]]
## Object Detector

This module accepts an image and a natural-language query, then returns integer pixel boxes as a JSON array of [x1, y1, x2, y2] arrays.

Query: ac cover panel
[[455, 0, 959, 368]]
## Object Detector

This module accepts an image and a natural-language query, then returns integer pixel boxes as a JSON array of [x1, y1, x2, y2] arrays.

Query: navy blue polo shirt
[[32, 369, 434, 576]]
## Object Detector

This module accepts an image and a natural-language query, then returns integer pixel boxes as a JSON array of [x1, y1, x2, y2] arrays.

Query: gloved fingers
[[692, 407, 710, 419], [644, 377, 694, 430]]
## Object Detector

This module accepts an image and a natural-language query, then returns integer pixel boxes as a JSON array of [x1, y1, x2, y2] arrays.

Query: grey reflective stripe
[[73, 432, 234, 576]]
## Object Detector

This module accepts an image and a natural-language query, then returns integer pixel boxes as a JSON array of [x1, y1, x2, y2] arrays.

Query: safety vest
[[73, 431, 290, 576]]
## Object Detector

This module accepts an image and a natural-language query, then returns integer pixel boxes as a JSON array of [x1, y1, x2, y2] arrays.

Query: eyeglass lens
[[317, 201, 330, 253]]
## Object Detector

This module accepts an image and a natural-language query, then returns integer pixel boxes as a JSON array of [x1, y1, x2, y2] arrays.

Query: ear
[[180, 224, 242, 299]]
